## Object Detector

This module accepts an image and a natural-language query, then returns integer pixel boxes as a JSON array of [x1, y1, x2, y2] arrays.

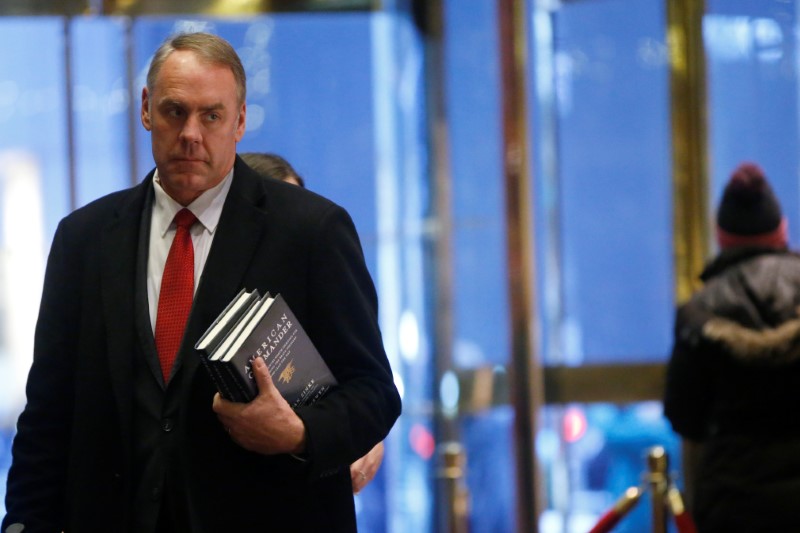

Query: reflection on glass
[[0, 151, 44, 420], [529, 0, 678, 531], [705, 1, 800, 241], [531, 0, 672, 365], [0, 17, 70, 518], [71, 17, 132, 206]]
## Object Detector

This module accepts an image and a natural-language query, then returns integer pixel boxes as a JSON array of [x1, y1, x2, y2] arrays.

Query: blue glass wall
[[528, 0, 678, 531], [706, 0, 800, 241], [544, 0, 673, 365], [443, 0, 678, 530], [0, 18, 71, 241], [71, 17, 133, 206], [0, 18, 71, 513], [442, 1, 517, 532]]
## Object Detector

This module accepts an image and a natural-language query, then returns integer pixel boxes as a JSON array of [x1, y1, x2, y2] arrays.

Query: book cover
[[219, 293, 338, 406]]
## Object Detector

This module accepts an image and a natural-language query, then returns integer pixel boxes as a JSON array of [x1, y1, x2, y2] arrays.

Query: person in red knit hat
[[664, 162, 800, 532]]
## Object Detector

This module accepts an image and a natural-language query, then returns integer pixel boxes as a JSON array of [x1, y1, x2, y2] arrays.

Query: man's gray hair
[[146, 32, 246, 105]]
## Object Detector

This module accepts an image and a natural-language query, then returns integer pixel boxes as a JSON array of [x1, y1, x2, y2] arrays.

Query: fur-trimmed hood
[[690, 248, 800, 365], [703, 312, 800, 364]]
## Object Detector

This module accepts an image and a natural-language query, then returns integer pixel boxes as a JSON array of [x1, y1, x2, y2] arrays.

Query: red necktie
[[155, 208, 198, 383]]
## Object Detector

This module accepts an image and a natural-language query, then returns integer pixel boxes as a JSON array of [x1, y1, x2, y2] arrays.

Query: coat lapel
[[99, 179, 152, 458], [175, 162, 268, 384]]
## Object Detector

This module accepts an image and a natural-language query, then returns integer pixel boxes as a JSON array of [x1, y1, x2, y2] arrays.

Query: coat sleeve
[[3, 221, 78, 532], [293, 203, 401, 478], [663, 301, 716, 441]]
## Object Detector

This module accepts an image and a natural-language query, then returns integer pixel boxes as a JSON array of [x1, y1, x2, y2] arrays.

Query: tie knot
[[174, 208, 197, 229]]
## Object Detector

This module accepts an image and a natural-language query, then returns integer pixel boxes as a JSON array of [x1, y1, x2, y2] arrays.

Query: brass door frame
[[472, 1, 710, 533], [0, 0, 378, 16]]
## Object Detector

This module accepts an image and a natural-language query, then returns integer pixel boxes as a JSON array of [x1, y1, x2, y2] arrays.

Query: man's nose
[[180, 114, 202, 143]]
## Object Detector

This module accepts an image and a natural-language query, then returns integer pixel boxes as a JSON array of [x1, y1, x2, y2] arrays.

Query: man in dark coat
[[239, 151, 386, 496], [2, 32, 400, 532]]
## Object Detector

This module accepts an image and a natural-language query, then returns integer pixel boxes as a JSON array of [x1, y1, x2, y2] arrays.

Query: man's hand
[[350, 441, 385, 494], [213, 356, 307, 455]]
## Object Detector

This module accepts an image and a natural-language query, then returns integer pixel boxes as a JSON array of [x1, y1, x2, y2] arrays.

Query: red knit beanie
[[716, 162, 788, 250]]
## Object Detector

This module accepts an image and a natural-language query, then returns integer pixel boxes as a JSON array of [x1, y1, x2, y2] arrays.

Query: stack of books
[[194, 289, 337, 405]]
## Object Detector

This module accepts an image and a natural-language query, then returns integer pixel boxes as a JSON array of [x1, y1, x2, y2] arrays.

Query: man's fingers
[[212, 392, 225, 413], [252, 356, 275, 396]]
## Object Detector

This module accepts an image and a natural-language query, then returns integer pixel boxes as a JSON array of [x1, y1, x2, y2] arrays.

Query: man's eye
[[207, 113, 220, 122], [167, 108, 184, 118]]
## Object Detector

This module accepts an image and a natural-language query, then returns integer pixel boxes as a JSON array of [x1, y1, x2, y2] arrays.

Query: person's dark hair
[[147, 32, 247, 106], [240, 152, 306, 188]]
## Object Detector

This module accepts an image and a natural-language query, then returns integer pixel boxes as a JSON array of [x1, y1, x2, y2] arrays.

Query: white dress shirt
[[147, 168, 233, 334]]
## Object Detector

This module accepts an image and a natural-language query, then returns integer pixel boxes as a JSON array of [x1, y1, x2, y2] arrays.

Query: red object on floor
[[587, 486, 642, 533]]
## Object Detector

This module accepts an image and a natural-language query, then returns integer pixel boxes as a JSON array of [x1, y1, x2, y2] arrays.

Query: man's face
[[141, 50, 246, 206]]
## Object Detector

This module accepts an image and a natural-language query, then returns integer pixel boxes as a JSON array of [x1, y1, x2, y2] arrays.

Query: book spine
[[223, 359, 257, 402], [194, 350, 237, 400]]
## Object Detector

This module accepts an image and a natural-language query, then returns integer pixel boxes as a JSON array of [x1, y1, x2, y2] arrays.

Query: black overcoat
[[3, 157, 401, 532]]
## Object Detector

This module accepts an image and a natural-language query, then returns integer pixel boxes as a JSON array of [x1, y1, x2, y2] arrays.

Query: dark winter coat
[[2, 157, 401, 532], [665, 247, 800, 532]]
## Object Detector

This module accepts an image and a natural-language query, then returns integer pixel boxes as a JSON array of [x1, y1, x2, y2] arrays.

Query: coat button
[[162, 418, 174, 432]]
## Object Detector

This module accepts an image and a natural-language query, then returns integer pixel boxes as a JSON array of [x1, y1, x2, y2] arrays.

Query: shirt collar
[[153, 167, 234, 237]]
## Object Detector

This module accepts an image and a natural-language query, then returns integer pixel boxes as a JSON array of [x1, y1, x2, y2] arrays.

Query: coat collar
[[700, 246, 791, 282]]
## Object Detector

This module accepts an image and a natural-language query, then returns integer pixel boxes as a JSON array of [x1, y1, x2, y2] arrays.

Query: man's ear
[[234, 102, 246, 142], [141, 87, 152, 131]]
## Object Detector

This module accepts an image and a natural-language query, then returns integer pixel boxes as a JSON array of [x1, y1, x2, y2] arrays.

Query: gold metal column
[[668, 0, 709, 303], [100, 0, 377, 15], [438, 442, 471, 533], [498, 0, 543, 532], [647, 446, 669, 533], [416, 1, 464, 532], [422, 2, 456, 445]]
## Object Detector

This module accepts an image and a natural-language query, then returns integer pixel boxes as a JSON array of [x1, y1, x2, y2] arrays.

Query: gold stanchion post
[[648, 446, 669, 533], [437, 442, 470, 533]]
